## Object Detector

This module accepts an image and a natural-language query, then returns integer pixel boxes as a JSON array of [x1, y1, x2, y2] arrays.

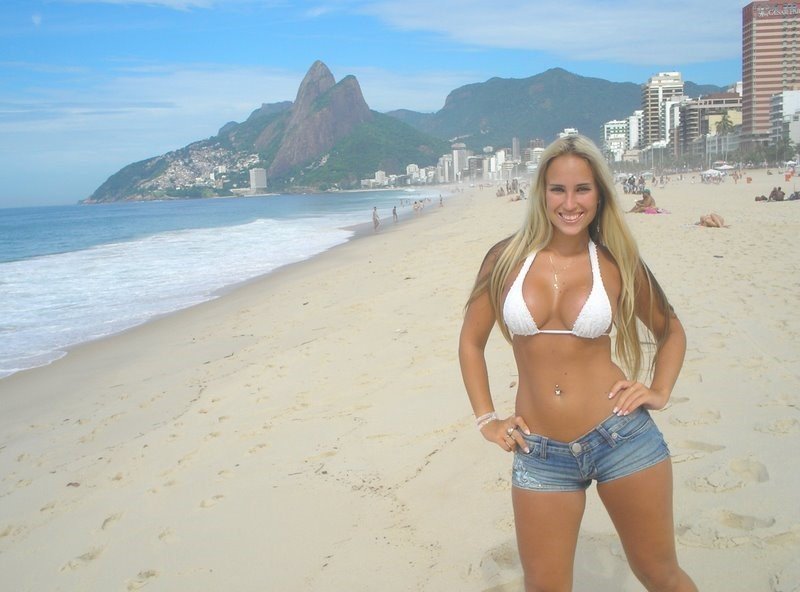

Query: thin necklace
[[549, 252, 574, 397], [548, 253, 573, 292]]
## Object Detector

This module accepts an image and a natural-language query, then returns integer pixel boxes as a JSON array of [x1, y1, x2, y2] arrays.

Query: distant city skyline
[[1, 0, 751, 207]]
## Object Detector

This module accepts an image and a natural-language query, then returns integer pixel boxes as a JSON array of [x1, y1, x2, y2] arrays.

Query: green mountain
[[85, 61, 447, 202], [387, 68, 727, 150], [85, 64, 728, 203]]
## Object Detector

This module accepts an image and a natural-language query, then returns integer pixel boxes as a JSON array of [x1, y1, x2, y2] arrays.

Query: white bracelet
[[475, 411, 498, 430]]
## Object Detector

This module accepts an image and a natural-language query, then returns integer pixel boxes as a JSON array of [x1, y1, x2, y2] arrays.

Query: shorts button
[[570, 442, 582, 454], [612, 433, 619, 439]]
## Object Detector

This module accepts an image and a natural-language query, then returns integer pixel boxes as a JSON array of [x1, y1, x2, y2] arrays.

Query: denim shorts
[[512, 408, 670, 492]]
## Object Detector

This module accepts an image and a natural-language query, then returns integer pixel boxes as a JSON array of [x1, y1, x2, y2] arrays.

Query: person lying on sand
[[696, 213, 728, 228]]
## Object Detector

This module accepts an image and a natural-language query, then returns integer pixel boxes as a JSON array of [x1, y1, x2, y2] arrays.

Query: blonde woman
[[459, 135, 697, 591]]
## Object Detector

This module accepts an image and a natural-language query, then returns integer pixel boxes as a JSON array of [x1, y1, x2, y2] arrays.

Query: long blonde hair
[[467, 134, 671, 380]]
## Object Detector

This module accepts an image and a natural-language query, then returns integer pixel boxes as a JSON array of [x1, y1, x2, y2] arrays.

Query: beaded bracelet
[[475, 411, 498, 430]]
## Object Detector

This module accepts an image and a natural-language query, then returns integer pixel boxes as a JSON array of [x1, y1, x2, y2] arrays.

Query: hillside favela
[[2, 1, 800, 592]]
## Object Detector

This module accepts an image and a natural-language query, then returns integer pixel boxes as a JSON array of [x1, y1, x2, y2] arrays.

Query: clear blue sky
[[1, 0, 748, 207]]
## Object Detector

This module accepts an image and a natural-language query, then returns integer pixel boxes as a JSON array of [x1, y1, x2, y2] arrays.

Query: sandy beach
[[1, 170, 799, 591]]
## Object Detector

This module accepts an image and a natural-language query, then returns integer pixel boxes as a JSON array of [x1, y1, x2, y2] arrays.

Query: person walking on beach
[[392, 206, 398, 223], [459, 135, 697, 591], [372, 206, 380, 231]]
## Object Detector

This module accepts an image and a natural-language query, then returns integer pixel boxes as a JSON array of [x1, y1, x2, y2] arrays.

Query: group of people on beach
[[372, 195, 445, 231], [754, 186, 800, 202], [622, 174, 647, 194]]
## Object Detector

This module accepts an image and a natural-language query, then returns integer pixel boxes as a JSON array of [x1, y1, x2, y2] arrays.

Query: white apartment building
[[437, 154, 454, 183], [642, 72, 684, 147], [628, 110, 643, 149], [512, 137, 520, 161], [601, 120, 629, 162], [770, 90, 800, 145], [249, 168, 267, 191], [452, 143, 468, 182]]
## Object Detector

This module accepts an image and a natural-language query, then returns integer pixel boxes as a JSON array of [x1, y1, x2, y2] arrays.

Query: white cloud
[[346, 66, 476, 112], [32, 14, 43, 26], [55, 0, 290, 9], [358, 0, 748, 65], [0, 63, 305, 203], [57, 0, 216, 8]]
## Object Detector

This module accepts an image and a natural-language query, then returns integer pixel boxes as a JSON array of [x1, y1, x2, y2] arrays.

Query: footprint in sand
[[476, 541, 523, 592], [668, 409, 721, 427], [482, 540, 519, 570], [126, 570, 159, 591], [688, 457, 769, 492], [247, 443, 268, 455], [758, 394, 800, 410], [60, 546, 105, 571], [670, 440, 726, 464], [765, 525, 800, 546], [101, 513, 123, 530], [677, 510, 774, 549], [755, 418, 800, 435], [718, 510, 776, 530], [199, 494, 224, 508], [771, 558, 800, 592], [158, 528, 178, 543], [0, 524, 27, 542]]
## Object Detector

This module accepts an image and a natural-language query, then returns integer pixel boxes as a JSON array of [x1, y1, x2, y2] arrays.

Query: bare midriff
[[512, 333, 627, 442]]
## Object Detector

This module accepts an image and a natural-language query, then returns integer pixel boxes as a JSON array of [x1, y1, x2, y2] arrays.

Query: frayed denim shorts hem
[[512, 408, 670, 492]]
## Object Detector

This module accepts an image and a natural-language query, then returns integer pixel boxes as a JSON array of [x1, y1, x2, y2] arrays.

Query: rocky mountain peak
[[289, 60, 336, 125], [268, 62, 372, 178]]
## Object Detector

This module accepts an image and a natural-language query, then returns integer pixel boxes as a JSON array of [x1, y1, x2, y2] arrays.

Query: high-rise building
[[451, 143, 469, 182], [677, 92, 742, 157], [628, 110, 643, 149], [249, 168, 267, 192], [742, 1, 800, 145], [770, 90, 800, 144], [511, 137, 520, 161], [641, 72, 684, 148], [601, 120, 629, 162]]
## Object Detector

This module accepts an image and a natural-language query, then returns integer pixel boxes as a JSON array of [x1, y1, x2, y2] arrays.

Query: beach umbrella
[[701, 169, 722, 176], [714, 164, 734, 170]]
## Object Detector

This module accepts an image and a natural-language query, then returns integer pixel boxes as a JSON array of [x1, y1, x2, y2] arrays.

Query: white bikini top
[[502, 240, 613, 338]]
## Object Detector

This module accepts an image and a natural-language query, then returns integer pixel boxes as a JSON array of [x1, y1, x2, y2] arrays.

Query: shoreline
[[1, 175, 798, 590], [0, 186, 456, 383]]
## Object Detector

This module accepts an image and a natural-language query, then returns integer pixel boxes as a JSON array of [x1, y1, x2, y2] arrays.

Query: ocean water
[[0, 190, 436, 379]]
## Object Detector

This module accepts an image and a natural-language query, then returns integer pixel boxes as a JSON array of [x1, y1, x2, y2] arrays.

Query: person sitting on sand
[[755, 195, 768, 202], [629, 188, 656, 213], [697, 213, 727, 228], [771, 187, 785, 201]]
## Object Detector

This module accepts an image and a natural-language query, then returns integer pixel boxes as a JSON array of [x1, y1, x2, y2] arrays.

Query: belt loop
[[539, 436, 548, 459], [597, 424, 617, 447]]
